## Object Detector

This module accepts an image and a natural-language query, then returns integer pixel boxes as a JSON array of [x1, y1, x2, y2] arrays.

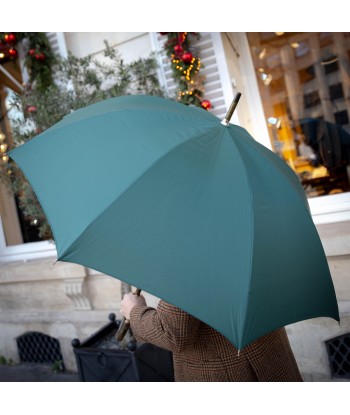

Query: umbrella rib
[[154, 126, 228, 317], [224, 128, 255, 337], [237, 127, 312, 215], [57, 123, 220, 260]]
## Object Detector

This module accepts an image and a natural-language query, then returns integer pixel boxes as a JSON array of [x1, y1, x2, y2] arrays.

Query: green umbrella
[[9, 94, 339, 350]]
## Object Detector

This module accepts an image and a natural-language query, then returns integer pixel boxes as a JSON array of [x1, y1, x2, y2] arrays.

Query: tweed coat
[[130, 300, 303, 382]]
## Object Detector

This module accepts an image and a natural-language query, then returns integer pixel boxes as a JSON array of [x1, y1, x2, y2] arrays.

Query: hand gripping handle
[[116, 288, 141, 341]]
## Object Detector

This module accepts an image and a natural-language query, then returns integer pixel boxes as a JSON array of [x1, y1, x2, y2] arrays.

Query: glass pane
[[0, 88, 46, 245], [246, 32, 350, 198]]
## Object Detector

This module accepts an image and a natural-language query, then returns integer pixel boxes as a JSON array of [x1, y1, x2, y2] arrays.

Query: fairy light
[[162, 32, 210, 108]]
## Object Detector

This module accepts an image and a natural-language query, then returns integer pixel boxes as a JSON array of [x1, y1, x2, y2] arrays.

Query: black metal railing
[[325, 333, 350, 379]]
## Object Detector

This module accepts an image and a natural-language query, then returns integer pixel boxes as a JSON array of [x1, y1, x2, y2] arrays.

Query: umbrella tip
[[221, 92, 242, 126]]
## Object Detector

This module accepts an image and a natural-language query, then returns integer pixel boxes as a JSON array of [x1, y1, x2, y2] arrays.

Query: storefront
[[0, 32, 349, 380]]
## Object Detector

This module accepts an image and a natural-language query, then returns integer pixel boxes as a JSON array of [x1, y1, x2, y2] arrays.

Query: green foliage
[[0, 40, 164, 240], [51, 360, 64, 373], [17, 32, 58, 91], [0, 355, 13, 365]]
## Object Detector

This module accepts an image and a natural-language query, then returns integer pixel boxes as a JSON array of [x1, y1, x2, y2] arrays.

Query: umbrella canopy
[[9, 95, 339, 350]]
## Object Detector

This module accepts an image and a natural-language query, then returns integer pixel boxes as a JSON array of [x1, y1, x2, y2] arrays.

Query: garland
[[160, 32, 211, 110], [0, 32, 56, 91]]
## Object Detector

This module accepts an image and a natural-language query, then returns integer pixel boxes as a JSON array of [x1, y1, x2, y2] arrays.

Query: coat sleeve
[[129, 300, 200, 353]]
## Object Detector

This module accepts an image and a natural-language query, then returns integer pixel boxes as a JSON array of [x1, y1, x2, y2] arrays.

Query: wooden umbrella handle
[[116, 288, 142, 341]]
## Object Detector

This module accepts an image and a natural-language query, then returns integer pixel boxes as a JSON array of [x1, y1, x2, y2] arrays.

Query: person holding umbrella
[[120, 292, 303, 382], [9, 94, 338, 381]]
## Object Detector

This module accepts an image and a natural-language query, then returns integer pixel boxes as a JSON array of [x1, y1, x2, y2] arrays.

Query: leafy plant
[[0, 41, 164, 240]]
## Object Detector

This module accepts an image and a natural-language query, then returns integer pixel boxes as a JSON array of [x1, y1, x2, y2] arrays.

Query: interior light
[[290, 42, 300, 48], [275, 32, 285, 36], [261, 73, 273, 86], [0, 53, 5, 59], [0, 133, 6, 142], [258, 48, 267, 60], [267, 117, 282, 129]]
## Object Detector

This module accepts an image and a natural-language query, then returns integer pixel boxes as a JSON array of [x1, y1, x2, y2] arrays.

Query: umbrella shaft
[[222, 92, 242, 125]]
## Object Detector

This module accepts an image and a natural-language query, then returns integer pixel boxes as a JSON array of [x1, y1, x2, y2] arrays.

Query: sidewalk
[[0, 363, 79, 382]]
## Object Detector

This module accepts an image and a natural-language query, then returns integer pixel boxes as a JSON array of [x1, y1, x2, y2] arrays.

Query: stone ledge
[[0, 257, 88, 284], [0, 309, 122, 324]]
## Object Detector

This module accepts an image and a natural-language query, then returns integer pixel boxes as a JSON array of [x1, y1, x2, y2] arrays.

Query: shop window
[[246, 32, 350, 198]]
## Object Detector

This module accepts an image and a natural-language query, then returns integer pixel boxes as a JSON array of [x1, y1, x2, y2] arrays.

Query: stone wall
[[0, 259, 122, 371], [0, 221, 349, 378]]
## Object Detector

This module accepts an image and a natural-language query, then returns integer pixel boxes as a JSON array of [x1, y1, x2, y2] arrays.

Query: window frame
[[0, 216, 56, 262]]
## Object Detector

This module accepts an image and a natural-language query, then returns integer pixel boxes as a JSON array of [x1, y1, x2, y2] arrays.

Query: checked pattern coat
[[130, 300, 303, 382]]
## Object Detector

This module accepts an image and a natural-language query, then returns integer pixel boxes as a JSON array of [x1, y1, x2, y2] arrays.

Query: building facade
[[0, 32, 349, 381]]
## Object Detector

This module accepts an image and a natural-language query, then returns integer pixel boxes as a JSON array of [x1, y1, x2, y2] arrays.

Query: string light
[[161, 32, 211, 109]]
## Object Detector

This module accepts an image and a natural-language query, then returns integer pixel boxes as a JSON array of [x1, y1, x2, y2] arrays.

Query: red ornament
[[8, 47, 18, 58], [4, 33, 16, 44], [201, 100, 212, 110], [182, 51, 193, 64], [26, 105, 37, 113], [28, 48, 35, 56], [35, 53, 45, 61], [173, 44, 183, 57]]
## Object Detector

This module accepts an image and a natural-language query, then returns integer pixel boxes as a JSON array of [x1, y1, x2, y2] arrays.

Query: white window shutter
[[46, 32, 68, 58], [150, 32, 231, 120]]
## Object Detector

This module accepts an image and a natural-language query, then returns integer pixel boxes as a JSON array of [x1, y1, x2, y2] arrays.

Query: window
[[246, 33, 350, 199], [0, 32, 66, 261]]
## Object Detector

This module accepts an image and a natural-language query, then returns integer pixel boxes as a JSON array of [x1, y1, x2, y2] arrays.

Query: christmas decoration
[[182, 51, 193, 64], [160, 32, 211, 109], [8, 47, 18, 58], [0, 32, 57, 92], [173, 43, 183, 57], [5, 33, 16, 44], [200, 99, 212, 110], [26, 105, 37, 113], [0, 40, 163, 240]]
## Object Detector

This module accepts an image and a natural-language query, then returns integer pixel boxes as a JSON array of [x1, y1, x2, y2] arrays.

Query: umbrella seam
[[237, 127, 312, 217], [58, 123, 221, 259], [224, 128, 255, 346]]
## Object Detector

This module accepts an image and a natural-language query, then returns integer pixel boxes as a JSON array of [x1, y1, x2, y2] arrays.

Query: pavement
[[0, 363, 79, 382]]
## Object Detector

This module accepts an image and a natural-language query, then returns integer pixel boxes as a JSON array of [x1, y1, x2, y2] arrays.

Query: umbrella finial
[[221, 92, 242, 126]]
